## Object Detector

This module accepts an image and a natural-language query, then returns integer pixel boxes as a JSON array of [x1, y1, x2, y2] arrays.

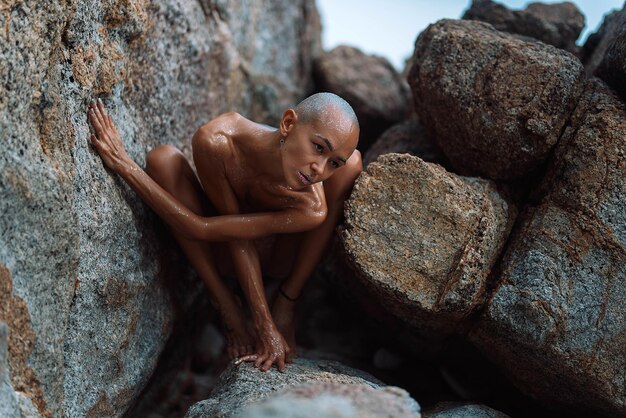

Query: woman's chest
[[227, 174, 300, 213]]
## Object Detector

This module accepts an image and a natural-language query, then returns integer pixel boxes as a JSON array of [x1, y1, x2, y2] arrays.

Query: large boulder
[[185, 358, 420, 417], [0, 1, 320, 417], [462, 0, 585, 54], [313, 45, 411, 150], [340, 154, 516, 336], [470, 79, 626, 416], [408, 19, 584, 180]]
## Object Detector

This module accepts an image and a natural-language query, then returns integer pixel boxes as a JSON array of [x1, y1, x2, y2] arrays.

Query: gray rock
[[408, 19, 584, 180], [425, 402, 509, 418], [237, 382, 420, 418], [340, 154, 516, 335], [363, 119, 448, 168], [582, 5, 626, 77], [462, 0, 585, 54], [471, 79, 626, 416], [185, 358, 420, 418], [0, 1, 320, 417], [313, 45, 411, 150]]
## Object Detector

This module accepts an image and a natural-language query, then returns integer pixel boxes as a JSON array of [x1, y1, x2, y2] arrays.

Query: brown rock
[[462, 0, 585, 54], [363, 119, 449, 168], [471, 79, 626, 416], [340, 154, 516, 335], [314, 46, 410, 150], [408, 19, 584, 180]]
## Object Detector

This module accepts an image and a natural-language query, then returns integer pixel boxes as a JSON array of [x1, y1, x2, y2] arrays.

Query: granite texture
[[471, 79, 626, 416], [340, 154, 516, 335], [363, 119, 448, 169], [0, 1, 320, 416], [185, 358, 420, 418], [408, 19, 584, 180], [425, 402, 509, 418], [462, 0, 585, 54]]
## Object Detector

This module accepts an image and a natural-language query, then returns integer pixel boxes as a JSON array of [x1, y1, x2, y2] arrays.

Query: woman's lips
[[298, 171, 312, 185]]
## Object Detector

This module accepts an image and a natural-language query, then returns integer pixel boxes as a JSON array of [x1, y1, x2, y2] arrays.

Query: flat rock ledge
[[340, 154, 516, 335], [185, 357, 420, 418], [408, 19, 584, 180]]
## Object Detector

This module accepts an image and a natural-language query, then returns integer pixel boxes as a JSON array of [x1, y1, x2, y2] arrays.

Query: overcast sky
[[317, 0, 625, 69]]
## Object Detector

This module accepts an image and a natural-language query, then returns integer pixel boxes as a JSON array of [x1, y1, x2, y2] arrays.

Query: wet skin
[[87, 99, 361, 372]]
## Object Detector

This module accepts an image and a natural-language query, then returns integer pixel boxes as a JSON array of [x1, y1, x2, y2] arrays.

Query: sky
[[317, 0, 625, 70]]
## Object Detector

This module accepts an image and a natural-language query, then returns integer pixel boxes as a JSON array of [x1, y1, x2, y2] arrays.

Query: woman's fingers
[[234, 354, 258, 365], [89, 108, 104, 137], [96, 98, 107, 117], [93, 102, 107, 126], [276, 357, 286, 373], [260, 356, 277, 372], [254, 354, 266, 368]]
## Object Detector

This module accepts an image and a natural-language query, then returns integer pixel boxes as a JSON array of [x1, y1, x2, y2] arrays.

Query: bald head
[[294, 92, 360, 132]]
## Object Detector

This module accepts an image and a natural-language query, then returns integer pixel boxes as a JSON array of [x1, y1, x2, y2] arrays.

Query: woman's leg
[[145, 144, 254, 359], [269, 150, 363, 353]]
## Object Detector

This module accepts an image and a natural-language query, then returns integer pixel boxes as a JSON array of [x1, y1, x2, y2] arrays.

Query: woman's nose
[[311, 159, 325, 176]]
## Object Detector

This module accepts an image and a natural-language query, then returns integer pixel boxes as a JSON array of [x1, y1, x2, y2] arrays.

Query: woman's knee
[[145, 144, 183, 178]]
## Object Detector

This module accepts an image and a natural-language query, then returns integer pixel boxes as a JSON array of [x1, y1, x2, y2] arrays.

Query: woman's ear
[[279, 109, 298, 136]]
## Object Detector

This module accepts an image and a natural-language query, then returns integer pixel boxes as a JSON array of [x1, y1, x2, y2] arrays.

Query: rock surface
[[236, 382, 421, 418], [471, 79, 626, 416], [363, 119, 448, 168], [425, 402, 509, 418], [0, 322, 40, 418], [185, 358, 420, 418], [462, 0, 585, 54], [0, 1, 320, 417], [313, 45, 410, 150], [408, 19, 584, 180], [340, 154, 516, 335]]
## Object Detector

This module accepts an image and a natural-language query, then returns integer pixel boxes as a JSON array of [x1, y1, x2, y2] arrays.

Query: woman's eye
[[314, 143, 324, 153], [330, 160, 339, 169]]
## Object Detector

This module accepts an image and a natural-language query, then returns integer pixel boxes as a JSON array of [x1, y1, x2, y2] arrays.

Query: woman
[[87, 92, 362, 372]]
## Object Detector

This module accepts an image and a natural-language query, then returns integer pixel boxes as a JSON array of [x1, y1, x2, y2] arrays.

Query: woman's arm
[[88, 100, 326, 242]]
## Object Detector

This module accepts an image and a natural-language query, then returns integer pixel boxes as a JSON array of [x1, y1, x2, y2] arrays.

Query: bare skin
[[87, 98, 361, 372]]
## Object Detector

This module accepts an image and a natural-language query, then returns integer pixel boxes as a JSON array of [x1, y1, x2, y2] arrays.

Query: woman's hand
[[235, 321, 291, 372], [87, 99, 132, 171], [271, 291, 297, 362]]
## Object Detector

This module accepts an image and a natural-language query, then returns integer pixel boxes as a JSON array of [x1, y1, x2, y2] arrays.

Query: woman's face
[[279, 109, 359, 190]]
